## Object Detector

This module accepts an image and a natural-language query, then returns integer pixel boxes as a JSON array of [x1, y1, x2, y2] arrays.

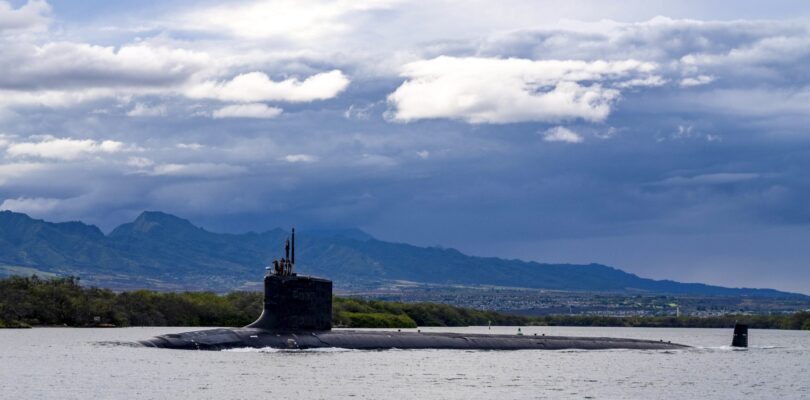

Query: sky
[[1, 0, 809, 293]]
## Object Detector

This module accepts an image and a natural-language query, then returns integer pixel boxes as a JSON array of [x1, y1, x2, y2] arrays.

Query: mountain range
[[0, 210, 802, 298]]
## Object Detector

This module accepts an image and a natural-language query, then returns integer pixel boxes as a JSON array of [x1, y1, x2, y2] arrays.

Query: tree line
[[1, 275, 808, 330]]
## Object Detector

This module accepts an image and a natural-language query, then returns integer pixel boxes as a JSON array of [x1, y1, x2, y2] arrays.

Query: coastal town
[[348, 284, 810, 317]]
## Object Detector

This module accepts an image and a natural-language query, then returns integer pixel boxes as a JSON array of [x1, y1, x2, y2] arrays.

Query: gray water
[[1, 326, 808, 399]]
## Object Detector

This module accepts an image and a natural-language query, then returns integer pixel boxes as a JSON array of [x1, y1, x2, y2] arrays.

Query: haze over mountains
[[0, 211, 802, 298]]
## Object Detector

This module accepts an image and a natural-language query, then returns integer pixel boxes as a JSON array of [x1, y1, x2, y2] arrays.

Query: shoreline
[[4, 275, 809, 331], [4, 320, 809, 331]]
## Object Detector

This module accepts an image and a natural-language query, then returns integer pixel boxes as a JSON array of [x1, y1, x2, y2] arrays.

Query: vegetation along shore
[[1, 276, 808, 330]]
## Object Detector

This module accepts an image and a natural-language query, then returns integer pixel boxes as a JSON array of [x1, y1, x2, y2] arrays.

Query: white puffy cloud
[[388, 56, 656, 123], [0, 0, 50, 33], [213, 103, 283, 119], [542, 126, 584, 143], [6, 137, 127, 160], [188, 70, 350, 103], [0, 196, 59, 214]]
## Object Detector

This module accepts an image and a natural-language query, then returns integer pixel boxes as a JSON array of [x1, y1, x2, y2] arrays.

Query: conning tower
[[731, 323, 748, 348], [246, 228, 332, 331]]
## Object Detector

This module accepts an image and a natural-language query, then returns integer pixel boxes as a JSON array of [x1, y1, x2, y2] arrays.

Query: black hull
[[140, 328, 688, 351]]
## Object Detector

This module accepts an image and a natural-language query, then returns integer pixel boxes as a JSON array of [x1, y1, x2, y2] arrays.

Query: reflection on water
[[1, 326, 808, 399]]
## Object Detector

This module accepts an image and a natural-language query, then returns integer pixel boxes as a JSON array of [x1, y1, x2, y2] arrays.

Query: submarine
[[140, 229, 743, 351]]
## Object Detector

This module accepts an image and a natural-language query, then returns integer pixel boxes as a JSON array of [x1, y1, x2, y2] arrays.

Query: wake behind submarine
[[140, 229, 746, 351]]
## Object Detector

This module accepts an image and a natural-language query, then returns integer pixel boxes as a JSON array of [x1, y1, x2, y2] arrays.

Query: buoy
[[517, 327, 523, 336]]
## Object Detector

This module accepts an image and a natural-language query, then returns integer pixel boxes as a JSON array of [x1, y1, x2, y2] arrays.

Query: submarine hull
[[140, 235, 689, 352], [140, 328, 688, 351]]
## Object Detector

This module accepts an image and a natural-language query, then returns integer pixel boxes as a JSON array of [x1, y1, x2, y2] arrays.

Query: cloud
[[344, 103, 375, 120], [212, 103, 283, 119], [179, 0, 396, 41], [658, 173, 761, 186], [542, 126, 584, 143], [0, 196, 60, 214], [6, 137, 127, 160], [680, 75, 714, 87], [0, 88, 118, 109], [678, 32, 810, 82], [283, 154, 317, 163], [0, 162, 46, 185], [0, 42, 210, 91], [126, 157, 154, 169], [615, 76, 667, 88], [387, 56, 657, 123], [479, 17, 803, 64], [0, 41, 212, 110], [356, 153, 397, 167], [0, 0, 50, 33], [478, 18, 810, 102], [176, 143, 204, 150], [188, 70, 349, 103], [662, 124, 722, 142], [127, 103, 167, 117], [151, 163, 247, 178], [0, 133, 14, 147], [680, 87, 810, 118]]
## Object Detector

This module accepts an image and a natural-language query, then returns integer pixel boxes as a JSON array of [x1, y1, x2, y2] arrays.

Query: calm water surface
[[1, 326, 808, 399]]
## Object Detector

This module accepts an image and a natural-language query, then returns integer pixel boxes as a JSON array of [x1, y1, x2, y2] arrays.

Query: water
[[1, 326, 808, 399]]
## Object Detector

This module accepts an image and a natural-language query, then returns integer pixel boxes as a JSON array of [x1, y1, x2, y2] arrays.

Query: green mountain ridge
[[0, 210, 803, 298]]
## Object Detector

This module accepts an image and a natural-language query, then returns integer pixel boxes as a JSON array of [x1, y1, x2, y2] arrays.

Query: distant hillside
[[0, 210, 803, 298]]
